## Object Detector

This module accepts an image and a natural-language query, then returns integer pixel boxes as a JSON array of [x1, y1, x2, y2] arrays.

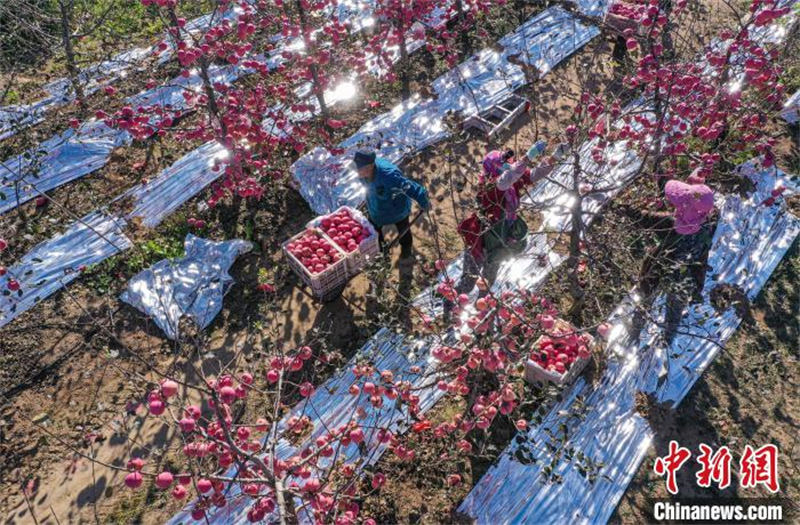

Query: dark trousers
[[455, 251, 500, 297], [443, 252, 501, 316], [371, 215, 412, 256]]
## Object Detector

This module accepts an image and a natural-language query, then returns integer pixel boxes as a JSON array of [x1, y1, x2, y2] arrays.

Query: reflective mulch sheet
[[125, 63, 246, 110], [459, 164, 800, 525], [0, 62, 248, 217], [117, 141, 231, 228], [526, 130, 644, 232], [0, 121, 130, 215], [0, 67, 248, 215], [0, 99, 59, 143], [0, 4, 246, 142], [120, 235, 252, 341], [782, 89, 800, 124], [0, 140, 231, 327], [339, 97, 450, 163], [0, 46, 152, 143], [290, 146, 363, 215], [0, 211, 132, 328], [433, 6, 600, 117], [291, 4, 604, 216]]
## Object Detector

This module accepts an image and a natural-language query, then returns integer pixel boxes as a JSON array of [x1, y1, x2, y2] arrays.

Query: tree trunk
[[398, 23, 410, 100], [455, 0, 473, 58], [165, 8, 228, 140], [653, 0, 675, 189], [58, 0, 87, 115], [658, 0, 675, 59], [567, 152, 585, 321], [293, 0, 329, 121]]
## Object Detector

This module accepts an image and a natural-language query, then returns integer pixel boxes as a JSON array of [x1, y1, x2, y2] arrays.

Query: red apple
[[155, 471, 174, 489]]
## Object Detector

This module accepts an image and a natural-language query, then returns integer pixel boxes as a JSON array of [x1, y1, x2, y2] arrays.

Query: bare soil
[[0, 24, 611, 520], [1, 1, 797, 524], [612, 239, 800, 523]]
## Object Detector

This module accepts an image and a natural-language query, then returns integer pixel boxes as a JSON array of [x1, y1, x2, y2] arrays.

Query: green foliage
[[83, 257, 118, 295], [87, 0, 159, 37], [72, 0, 216, 56], [84, 235, 185, 294], [126, 237, 185, 273], [2, 89, 20, 105]]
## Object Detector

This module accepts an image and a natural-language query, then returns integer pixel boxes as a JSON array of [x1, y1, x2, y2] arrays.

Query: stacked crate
[[283, 228, 349, 302], [307, 206, 380, 276], [284, 206, 380, 300]]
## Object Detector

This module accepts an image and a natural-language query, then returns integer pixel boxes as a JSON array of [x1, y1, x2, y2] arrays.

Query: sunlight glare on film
[[326, 80, 359, 103], [208, 147, 231, 167]]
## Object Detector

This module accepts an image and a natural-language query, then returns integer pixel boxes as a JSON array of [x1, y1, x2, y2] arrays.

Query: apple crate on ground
[[283, 228, 349, 301], [307, 206, 379, 276], [524, 318, 595, 386]]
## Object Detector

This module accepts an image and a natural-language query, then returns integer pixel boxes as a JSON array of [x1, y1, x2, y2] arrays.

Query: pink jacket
[[482, 151, 529, 221]]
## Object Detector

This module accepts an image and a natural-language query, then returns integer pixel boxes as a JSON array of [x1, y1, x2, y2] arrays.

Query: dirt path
[[2, 0, 792, 522]]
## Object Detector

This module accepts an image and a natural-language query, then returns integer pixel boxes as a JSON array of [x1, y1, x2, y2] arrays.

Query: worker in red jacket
[[445, 142, 558, 314]]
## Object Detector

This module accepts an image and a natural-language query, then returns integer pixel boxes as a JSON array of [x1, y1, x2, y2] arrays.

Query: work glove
[[552, 142, 569, 161]]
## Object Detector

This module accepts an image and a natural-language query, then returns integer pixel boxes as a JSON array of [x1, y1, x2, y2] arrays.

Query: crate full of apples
[[524, 318, 595, 386], [283, 228, 348, 300], [307, 206, 379, 276]]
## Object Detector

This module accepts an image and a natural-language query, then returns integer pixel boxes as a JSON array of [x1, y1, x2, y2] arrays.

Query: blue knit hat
[[353, 149, 376, 168]]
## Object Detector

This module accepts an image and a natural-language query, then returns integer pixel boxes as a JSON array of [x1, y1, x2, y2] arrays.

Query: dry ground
[[1, 1, 798, 524]]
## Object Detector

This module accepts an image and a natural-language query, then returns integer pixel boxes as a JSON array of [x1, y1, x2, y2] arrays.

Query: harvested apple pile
[[317, 208, 370, 253], [286, 230, 342, 274], [529, 330, 593, 375]]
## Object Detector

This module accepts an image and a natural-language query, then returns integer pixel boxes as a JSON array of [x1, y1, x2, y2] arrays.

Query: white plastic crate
[[283, 228, 349, 301], [308, 206, 379, 277], [524, 319, 594, 386], [463, 94, 529, 138]]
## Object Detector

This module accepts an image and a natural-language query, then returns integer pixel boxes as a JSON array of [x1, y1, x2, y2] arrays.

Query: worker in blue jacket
[[354, 149, 430, 259]]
